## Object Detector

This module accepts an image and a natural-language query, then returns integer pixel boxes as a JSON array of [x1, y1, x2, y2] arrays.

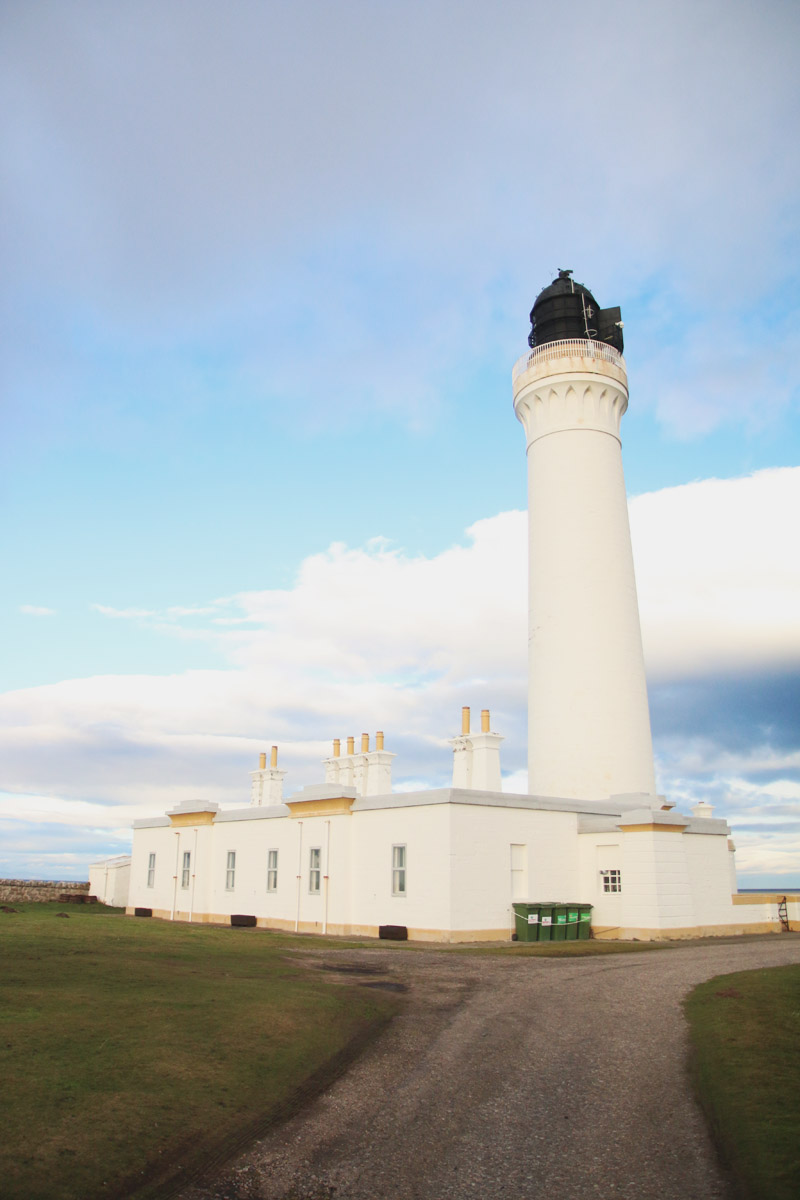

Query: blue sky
[[1, 0, 799, 887]]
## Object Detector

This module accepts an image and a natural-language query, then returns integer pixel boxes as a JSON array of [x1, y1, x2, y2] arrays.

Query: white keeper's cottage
[[125, 273, 798, 940]]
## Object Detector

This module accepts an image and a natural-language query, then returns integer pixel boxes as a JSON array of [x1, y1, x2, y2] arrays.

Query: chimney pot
[[270, 745, 278, 768], [481, 709, 490, 732], [259, 752, 267, 769], [376, 730, 384, 750], [461, 706, 470, 735]]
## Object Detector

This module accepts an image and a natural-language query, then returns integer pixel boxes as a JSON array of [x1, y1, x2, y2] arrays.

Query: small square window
[[601, 868, 621, 894], [392, 845, 406, 896], [147, 852, 156, 888], [181, 851, 191, 889], [226, 850, 236, 891], [309, 847, 321, 894], [267, 849, 278, 893]]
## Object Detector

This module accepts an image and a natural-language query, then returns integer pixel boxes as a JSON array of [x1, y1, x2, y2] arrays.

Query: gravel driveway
[[179, 935, 800, 1200]]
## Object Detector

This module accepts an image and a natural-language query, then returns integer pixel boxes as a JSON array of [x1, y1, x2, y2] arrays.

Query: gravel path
[[179, 936, 800, 1200]]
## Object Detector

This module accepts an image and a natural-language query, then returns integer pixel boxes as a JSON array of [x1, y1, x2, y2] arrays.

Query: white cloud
[[1, 468, 799, 876], [632, 467, 800, 679], [3, 2, 799, 445], [656, 741, 800, 782], [501, 769, 528, 795], [19, 605, 56, 616], [91, 604, 157, 620], [0, 790, 136, 829], [730, 832, 800, 882]]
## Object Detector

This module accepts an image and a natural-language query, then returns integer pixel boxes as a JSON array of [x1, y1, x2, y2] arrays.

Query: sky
[[1, 0, 799, 888]]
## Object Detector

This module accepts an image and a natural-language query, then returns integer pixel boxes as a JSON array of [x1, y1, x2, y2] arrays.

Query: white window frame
[[181, 850, 191, 889], [309, 847, 321, 894], [226, 850, 236, 891], [147, 852, 156, 889], [601, 868, 621, 893], [267, 848, 278, 893], [392, 844, 407, 897]]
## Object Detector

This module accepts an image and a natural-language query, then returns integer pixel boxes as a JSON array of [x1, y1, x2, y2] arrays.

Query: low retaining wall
[[0, 879, 90, 903]]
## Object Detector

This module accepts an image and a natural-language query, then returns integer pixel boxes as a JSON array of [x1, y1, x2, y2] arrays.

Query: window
[[226, 851, 236, 891], [267, 849, 278, 892], [309, 847, 321, 894], [147, 852, 156, 888], [181, 851, 191, 889], [601, 868, 621, 893], [392, 844, 406, 896]]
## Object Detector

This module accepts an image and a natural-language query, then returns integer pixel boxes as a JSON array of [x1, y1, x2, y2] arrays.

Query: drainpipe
[[188, 826, 198, 923], [295, 821, 303, 932], [323, 819, 331, 935], [171, 831, 180, 920]]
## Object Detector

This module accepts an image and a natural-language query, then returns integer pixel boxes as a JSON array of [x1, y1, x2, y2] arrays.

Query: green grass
[[685, 963, 800, 1200], [0, 904, 397, 1200], [0, 905, 672, 1200]]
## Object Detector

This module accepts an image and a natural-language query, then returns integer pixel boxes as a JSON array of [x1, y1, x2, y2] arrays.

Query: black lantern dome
[[528, 270, 623, 353]]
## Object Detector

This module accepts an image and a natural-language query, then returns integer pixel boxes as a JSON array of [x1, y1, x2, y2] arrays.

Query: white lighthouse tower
[[512, 271, 657, 802]]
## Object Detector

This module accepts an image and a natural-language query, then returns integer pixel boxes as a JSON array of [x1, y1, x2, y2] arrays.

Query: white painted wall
[[448, 804, 580, 932], [129, 820, 176, 914], [351, 803, 452, 933], [684, 829, 740, 927], [577, 835, 623, 927], [513, 349, 656, 801], [127, 791, 763, 939], [89, 856, 131, 907], [618, 826, 694, 931]]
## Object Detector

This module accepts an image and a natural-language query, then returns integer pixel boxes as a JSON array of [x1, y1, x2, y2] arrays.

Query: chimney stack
[[250, 743, 287, 806]]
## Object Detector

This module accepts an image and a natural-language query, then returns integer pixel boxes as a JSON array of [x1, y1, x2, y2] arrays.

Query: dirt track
[[179, 936, 800, 1200]]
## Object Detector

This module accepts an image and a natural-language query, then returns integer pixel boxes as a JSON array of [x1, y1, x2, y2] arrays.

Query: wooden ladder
[[778, 896, 790, 932]]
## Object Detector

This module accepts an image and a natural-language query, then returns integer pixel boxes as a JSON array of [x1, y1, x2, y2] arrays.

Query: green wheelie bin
[[577, 903, 593, 940], [551, 903, 569, 941], [565, 905, 581, 941], [512, 902, 542, 942], [536, 902, 557, 942]]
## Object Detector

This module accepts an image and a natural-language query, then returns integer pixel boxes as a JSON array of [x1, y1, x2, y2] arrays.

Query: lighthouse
[[512, 271, 657, 802], [127, 269, 762, 941]]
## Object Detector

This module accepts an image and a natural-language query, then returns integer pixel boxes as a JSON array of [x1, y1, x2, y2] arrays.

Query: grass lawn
[[1, 903, 668, 1199], [685, 963, 800, 1200], [0, 904, 398, 1200]]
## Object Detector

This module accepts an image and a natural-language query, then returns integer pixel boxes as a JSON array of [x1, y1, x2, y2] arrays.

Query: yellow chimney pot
[[461, 706, 470, 735]]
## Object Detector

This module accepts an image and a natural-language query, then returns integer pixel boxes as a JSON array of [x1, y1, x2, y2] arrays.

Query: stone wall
[[0, 879, 90, 902]]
